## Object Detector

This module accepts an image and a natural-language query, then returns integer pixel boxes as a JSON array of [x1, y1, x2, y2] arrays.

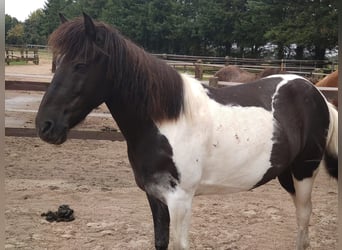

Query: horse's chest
[[158, 105, 276, 194]]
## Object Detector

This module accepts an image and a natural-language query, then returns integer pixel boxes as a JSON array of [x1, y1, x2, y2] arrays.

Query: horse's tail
[[323, 102, 338, 179]]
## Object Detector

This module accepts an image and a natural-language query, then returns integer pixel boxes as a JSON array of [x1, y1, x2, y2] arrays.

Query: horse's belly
[[198, 106, 275, 193], [197, 148, 273, 195]]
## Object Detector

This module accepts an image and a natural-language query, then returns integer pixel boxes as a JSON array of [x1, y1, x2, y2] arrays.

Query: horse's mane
[[48, 17, 184, 121]]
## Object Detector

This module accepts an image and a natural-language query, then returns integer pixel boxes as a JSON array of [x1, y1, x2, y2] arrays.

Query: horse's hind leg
[[146, 193, 170, 250], [292, 171, 317, 250], [278, 167, 318, 250]]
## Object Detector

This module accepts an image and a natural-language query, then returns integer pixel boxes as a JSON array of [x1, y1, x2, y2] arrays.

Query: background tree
[[5, 14, 20, 44], [24, 10, 47, 45], [233, 0, 272, 58], [5, 0, 338, 59], [6, 23, 25, 45], [42, 0, 74, 35], [264, 0, 338, 60], [66, 0, 107, 18]]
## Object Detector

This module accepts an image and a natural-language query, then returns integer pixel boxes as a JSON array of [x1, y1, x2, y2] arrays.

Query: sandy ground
[[5, 60, 338, 249]]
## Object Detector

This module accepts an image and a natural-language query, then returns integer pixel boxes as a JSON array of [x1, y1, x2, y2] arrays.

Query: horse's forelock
[[48, 18, 117, 65]]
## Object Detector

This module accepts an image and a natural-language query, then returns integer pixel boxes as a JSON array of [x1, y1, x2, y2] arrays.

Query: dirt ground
[[5, 60, 338, 249]]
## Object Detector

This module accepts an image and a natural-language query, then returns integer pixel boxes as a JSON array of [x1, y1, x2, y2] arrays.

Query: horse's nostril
[[41, 120, 54, 135]]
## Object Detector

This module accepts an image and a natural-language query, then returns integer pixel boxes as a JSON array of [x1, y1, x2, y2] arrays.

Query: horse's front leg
[[146, 193, 170, 250], [167, 188, 194, 250]]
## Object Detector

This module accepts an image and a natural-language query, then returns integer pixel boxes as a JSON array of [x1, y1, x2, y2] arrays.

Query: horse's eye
[[74, 63, 87, 72]]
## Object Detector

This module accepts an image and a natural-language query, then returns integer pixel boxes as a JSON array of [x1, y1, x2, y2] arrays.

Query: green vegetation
[[5, 0, 338, 60], [5, 61, 28, 66]]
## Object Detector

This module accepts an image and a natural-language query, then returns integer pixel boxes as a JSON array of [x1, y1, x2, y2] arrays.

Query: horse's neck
[[105, 97, 155, 145]]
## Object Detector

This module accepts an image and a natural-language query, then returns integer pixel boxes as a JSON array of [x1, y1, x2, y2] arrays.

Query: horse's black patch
[[106, 95, 180, 193], [277, 168, 295, 194], [204, 78, 279, 110], [129, 131, 179, 193], [255, 79, 330, 188]]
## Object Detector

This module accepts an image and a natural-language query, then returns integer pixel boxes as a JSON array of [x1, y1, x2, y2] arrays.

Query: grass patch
[[5, 61, 29, 66]]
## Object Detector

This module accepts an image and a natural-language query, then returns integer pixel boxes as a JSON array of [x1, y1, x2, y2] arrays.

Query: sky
[[5, 0, 47, 22]]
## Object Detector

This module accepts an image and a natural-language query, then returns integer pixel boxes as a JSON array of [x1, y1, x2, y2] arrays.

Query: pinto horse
[[35, 14, 338, 250]]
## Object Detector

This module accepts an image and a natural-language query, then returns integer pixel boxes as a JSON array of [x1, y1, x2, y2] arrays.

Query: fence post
[[280, 59, 285, 71], [51, 52, 56, 72], [225, 56, 229, 66], [5, 49, 9, 65], [25, 49, 29, 63], [194, 59, 203, 80], [33, 48, 39, 65], [20, 48, 24, 60], [331, 61, 335, 72], [209, 77, 218, 87]]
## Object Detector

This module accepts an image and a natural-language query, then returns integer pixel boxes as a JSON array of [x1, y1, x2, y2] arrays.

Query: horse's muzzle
[[36, 119, 68, 145]]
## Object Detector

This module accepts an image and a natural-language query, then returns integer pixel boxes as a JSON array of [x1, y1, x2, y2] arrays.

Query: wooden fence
[[154, 54, 337, 69], [154, 53, 337, 77], [5, 46, 39, 65]]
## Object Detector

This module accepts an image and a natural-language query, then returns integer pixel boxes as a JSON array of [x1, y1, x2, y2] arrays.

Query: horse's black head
[[36, 13, 112, 144]]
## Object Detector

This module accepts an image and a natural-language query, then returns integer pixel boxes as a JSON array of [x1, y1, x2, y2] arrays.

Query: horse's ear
[[83, 12, 96, 41], [59, 13, 68, 24]]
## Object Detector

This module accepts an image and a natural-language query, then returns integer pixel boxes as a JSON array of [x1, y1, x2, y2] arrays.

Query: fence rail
[[165, 62, 330, 80], [154, 53, 337, 75]]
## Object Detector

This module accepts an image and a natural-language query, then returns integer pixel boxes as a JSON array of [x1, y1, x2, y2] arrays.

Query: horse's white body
[[156, 74, 276, 249], [156, 74, 336, 249], [158, 74, 275, 195]]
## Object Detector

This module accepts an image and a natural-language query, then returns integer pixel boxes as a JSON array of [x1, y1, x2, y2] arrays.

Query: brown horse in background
[[315, 70, 338, 107], [214, 65, 287, 83], [214, 65, 257, 83], [315, 70, 338, 87]]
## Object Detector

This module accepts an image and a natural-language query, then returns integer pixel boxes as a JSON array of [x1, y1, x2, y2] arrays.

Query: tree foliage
[[24, 10, 47, 45], [5, 0, 338, 59], [262, 0, 338, 59], [5, 15, 18, 33], [6, 23, 25, 45]]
